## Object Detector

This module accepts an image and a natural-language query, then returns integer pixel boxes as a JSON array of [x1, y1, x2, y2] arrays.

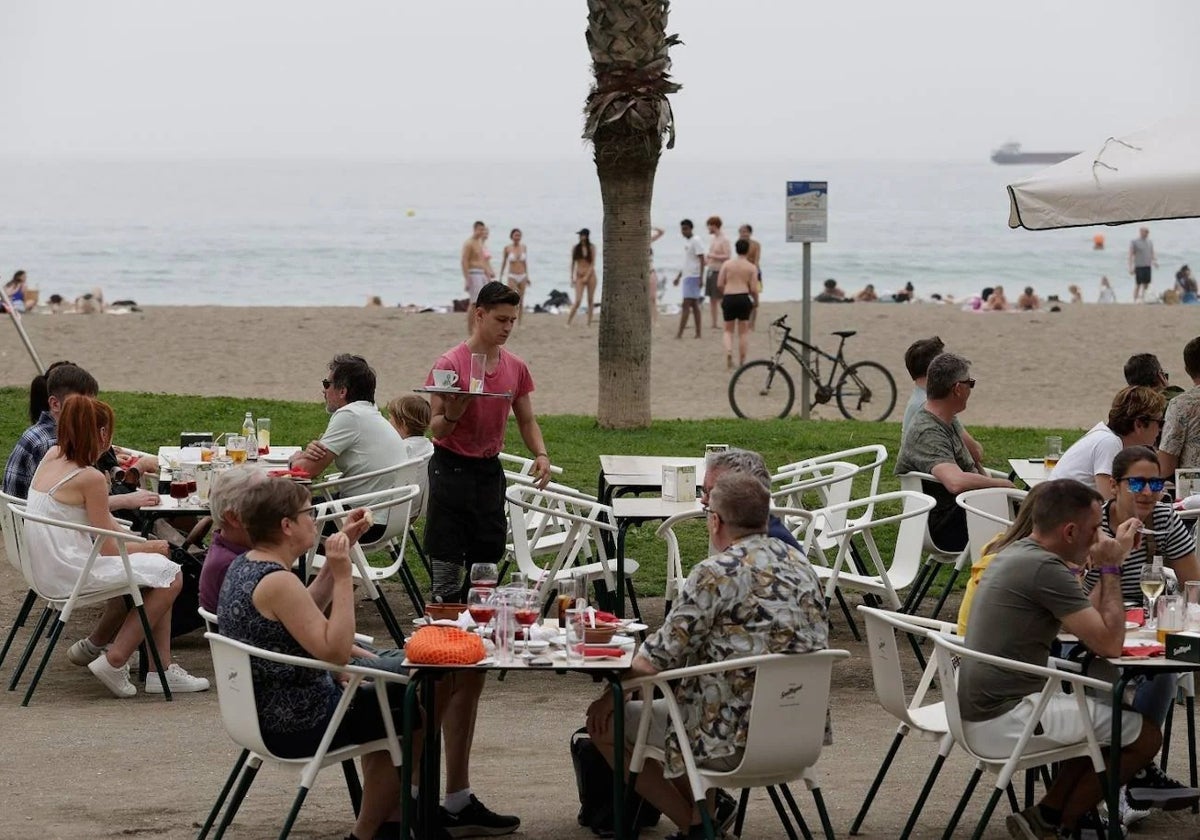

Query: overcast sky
[[2, 0, 1197, 161]]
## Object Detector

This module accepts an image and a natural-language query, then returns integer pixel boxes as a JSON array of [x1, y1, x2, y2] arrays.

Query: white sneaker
[[1119, 787, 1151, 827], [144, 663, 209, 694], [68, 638, 104, 666], [88, 654, 136, 698]]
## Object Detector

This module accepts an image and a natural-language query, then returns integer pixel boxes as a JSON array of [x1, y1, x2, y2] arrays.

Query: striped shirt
[[1082, 500, 1195, 602]]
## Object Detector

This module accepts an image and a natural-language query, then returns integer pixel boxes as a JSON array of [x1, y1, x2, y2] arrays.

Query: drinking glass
[[470, 352, 486, 394], [1185, 581, 1200, 631], [564, 607, 587, 665], [199, 439, 216, 463], [507, 572, 530, 590], [555, 578, 583, 627], [1157, 593, 1185, 645], [512, 589, 541, 653], [183, 465, 198, 504], [169, 469, 190, 508], [467, 587, 497, 632], [256, 418, 271, 454], [1140, 564, 1166, 631], [195, 463, 213, 504], [1044, 436, 1063, 470], [469, 562, 500, 589], [227, 434, 247, 465]]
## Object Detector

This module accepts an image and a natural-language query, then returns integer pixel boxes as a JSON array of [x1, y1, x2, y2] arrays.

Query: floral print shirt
[[639, 533, 829, 777]]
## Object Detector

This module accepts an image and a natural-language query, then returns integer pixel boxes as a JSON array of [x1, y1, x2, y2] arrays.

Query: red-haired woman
[[23, 395, 209, 698]]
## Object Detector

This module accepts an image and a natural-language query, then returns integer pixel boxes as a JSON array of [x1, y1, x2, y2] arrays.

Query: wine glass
[[512, 589, 541, 653], [1140, 563, 1166, 631], [507, 572, 530, 590], [466, 587, 496, 634], [469, 562, 499, 589]]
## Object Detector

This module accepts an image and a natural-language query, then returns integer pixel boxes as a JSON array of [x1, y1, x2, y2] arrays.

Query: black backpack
[[570, 727, 661, 837]]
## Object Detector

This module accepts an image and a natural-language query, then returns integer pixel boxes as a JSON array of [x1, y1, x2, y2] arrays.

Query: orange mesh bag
[[405, 625, 486, 665]]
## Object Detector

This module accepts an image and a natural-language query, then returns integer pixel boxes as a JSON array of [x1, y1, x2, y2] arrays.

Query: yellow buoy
[[406, 209, 416, 217]]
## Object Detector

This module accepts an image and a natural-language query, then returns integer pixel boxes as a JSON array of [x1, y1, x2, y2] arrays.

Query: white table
[[597, 455, 707, 505], [1008, 458, 1051, 488]]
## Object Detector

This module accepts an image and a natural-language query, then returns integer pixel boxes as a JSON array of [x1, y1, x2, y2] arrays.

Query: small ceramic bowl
[[425, 603, 467, 622], [583, 623, 618, 645]]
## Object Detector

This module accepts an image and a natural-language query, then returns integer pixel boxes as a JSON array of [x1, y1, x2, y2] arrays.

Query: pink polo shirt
[[427, 343, 534, 458]]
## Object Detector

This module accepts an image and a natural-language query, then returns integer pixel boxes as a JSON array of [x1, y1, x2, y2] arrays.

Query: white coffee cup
[[431, 369, 459, 389]]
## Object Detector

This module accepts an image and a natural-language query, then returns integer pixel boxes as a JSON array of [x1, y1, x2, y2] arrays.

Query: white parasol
[[1007, 115, 1200, 230]]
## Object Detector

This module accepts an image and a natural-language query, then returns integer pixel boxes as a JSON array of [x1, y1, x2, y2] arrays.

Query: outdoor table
[[610, 497, 702, 619], [400, 647, 636, 839], [597, 455, 706, 507], [1007, 458, 1050, 488]]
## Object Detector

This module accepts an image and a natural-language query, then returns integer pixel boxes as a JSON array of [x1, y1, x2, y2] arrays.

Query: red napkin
[[268, 467, 311, 479], [1121, 643, 1165, 657], [1125, 608, 1145, 626], [594, 611, 619, 624], [583, 647, 626, 658]]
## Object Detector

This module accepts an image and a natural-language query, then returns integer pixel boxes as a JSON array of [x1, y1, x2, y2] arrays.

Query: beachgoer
[[704, 216, 731, 329], [1049, 385, 1166, 497], [672, 219, 705, 339], [648, 225, 665, 325], [716, 238, 760, 369], [2, 270, 26, 313], [1176, 265, 1198, 304], [567, 228, 597, 327], [1099, 275, 1117, 303], [585, 471, 827, 840], [500, 228, 530, 323], [1129, 227, 1157, 303], [895, 352, 1013, 551], [814, 278, 847, 303], [1158, 336, 1200, 476], [1016, 285, 1040, 310], [854, 283, 878, 302], [984, 284, 1008, 311], [961, 479, 1164, 838], [74, 287, 104, 314], [1068, 284, 1083, 304], [461, 221, 493, 332], [892, 281, 915, 303], [737, 224, 762, 330], [26, 395, 208, 698]]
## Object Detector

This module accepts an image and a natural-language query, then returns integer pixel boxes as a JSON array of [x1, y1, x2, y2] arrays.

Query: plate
[[1125, 621, 1141, 630], [412, 617, 462, 627], [517, 640, 549, 653], [262, 453, 290, 464], [618, 622, 649, 633]]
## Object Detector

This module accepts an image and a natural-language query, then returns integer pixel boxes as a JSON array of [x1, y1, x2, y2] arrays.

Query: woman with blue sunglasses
[[1081, 445, 1200, 820]]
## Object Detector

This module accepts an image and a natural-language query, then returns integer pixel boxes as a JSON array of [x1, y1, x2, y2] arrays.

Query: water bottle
[[242, 411, 258, 461]]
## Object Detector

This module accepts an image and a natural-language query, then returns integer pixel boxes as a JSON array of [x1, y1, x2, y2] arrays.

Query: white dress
[[23, 468, 179, 600]]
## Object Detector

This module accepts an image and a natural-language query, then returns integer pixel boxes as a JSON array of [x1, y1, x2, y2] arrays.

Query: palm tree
[[583, 0, 681, 428]]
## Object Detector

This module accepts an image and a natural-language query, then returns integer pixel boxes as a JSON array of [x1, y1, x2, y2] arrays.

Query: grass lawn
[[0, 387, 1075, 597]]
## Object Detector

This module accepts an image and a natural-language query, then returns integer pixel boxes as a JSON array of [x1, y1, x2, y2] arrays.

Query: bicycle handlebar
[[772, 314, 789, 329]]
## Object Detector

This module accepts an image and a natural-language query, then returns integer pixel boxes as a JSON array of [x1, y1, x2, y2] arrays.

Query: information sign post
[[786, 181, 828, 419]]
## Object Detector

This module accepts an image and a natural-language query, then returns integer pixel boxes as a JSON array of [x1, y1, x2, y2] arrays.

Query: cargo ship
[[990, 142, 1078, 165]]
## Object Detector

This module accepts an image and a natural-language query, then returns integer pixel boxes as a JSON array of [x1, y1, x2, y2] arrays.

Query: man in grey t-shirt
[[962, 479, 1164, 837], [894, 352, 1011, 550], [1129, 227, 1158, 303]]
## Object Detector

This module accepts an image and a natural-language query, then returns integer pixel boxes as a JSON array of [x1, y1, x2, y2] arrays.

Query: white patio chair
[[896, 471, 973, 617], [499, 450, 564, 478], [503, 472, 601, 571], [927, 630, 1114, 839], [0, 491, 42, 671], [851, 606, 960, 839], [198, 632, 406, 840], [5, 504, 173, 705], [625, 650, 850, 840], [503, 484, 638, 616], [770, 461, 857, 543], [302, 484, 421, 647], [956, 486, 1024, 564], [809, 490, 936, 612], [655, 507, 815, 614]]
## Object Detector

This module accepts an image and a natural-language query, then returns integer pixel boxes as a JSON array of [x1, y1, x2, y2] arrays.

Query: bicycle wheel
[[835, 361, 897, 422], [729, 360, 795, 419]]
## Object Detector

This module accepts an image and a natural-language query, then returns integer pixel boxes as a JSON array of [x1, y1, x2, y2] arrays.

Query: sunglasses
[[1138, 415, 1165, 426], [1122, 476, 1166, 493], [958, 378, 976, 389], [321, 379, 332, 390]]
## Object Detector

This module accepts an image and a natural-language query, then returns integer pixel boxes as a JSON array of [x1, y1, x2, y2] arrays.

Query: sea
[[2, 155, 1198, 308]]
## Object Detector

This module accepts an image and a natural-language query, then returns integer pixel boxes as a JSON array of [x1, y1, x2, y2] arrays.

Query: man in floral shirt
[[586, 471, 828, 840]]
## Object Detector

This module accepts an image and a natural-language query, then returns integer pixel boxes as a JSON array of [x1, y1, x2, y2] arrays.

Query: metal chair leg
[[780, 782, 817, 840], [197, 749, 250, 840], [21, 617, 66, 706], [733, 787, 751, 839], [850, 729, 905, 834], [8, 605, 51, 690], [341, 759, 363, 815], [809, 785, 837, 840], [765, 785, 801, 840], [969, 787, 1005, 840], [213, 757, 261, 839], [373, 591, 406, 647], [276, 787, 309, 840], [1164, 696, 1175, 771], [928, 567, 962, 621], [136, 604, 172, 700], [1188, 695, 1198, 814], [833, 587, 861, 641], [900, 751, 948, 839], [1004, 782, 1020, 812], [942, 767, 982, 840], [0, 589, 38, 670]]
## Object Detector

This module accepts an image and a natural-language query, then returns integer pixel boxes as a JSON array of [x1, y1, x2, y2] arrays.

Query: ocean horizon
[[2, 155, 1197, 309]]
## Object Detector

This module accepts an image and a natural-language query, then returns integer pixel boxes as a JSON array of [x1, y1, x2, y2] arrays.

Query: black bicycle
[[728, 315, 897, 421]]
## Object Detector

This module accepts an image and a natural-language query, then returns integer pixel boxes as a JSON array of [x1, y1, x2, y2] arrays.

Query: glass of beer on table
[[227, 435, 247, 464], [1044, 436, 1062, 470]]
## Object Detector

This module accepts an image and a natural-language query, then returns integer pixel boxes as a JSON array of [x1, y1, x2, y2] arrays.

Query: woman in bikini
[[567, 228, 597, 326], [500, 228, 530, 323]]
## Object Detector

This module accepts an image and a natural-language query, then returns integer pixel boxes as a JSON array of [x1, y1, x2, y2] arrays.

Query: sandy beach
[[2, 300, 1196, 429]]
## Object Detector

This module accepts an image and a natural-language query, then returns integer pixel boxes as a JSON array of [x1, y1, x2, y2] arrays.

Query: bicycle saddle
[[831, 330, 857, 338]]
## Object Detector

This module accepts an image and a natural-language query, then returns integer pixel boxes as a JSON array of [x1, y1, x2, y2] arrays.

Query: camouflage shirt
[[638, 533, 829, 777]]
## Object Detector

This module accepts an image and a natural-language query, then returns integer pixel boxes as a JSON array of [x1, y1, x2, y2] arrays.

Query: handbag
[[570, 726, 660, 837]]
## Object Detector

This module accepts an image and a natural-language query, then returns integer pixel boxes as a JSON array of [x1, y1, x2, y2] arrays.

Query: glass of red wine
[[467, 587, 496, 633], [469, 562, 499, 589], [512, 589, 541, 653], [169, 471, 190, 508]]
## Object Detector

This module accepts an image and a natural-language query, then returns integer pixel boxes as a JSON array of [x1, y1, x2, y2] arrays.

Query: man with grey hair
[[586, 471, 827, 840], [895, 352, 1012, 551], [702, 447, 803, 552], [199, 466, 267, 612]]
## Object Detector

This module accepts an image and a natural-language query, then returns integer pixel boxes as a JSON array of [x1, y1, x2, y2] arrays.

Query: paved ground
[[2, 551, 1199, 839]]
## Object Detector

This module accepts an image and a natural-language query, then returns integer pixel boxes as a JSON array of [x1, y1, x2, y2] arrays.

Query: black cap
[[577, 228, 590, 236]]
